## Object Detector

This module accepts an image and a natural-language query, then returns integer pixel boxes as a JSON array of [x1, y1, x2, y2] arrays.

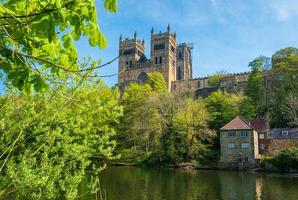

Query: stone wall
[[220, 130, 260, 167], [268, 139, 298, 156], [171, 72, 250, 98], [171, 78, 210, 98]]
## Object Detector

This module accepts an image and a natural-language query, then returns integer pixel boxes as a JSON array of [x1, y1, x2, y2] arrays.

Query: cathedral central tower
[[118, 25, 193, 91], [150, 25, 177, 89]]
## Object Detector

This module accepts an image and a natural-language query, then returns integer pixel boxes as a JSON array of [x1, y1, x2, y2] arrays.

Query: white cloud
[[267, 0, 298, 21]]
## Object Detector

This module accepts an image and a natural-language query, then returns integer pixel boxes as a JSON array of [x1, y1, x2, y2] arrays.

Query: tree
[[244, 56, 269, 117], [270, 47, 298, 127], [174, 98, 215, 161], [146, 72, 167, 93], [271, 147, 298, 171], [239, 96, 257, 119], [0, 0, 117, 93], [0, 81, 123, 199], [282, 95, 298, 127], [204, 91, 242, 130], [207, 71, 227, 88], [153, 92, 182, 163], [118, 82, 162, 153], [117, 73, 167, 156]]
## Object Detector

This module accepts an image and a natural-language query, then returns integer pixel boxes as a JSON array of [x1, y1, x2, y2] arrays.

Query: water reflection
[[79, 166, 298, 200]]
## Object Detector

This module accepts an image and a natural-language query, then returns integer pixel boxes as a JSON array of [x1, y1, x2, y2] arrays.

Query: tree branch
[[0, 1, 76, 19]]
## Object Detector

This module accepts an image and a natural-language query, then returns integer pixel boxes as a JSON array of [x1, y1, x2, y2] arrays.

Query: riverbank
[[110, 161, 298, 173]]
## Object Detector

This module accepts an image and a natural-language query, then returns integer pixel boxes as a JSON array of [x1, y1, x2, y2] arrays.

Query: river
[[79, 166, 298, 200]]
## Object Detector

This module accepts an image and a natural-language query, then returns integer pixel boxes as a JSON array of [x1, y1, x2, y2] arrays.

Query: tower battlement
[[117, 26, 251, 98], [118, 25, 192, 91]]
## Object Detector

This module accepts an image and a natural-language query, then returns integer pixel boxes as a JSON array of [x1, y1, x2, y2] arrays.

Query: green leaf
[[48, 17, 55, 42], [62, 33, 73, 49]]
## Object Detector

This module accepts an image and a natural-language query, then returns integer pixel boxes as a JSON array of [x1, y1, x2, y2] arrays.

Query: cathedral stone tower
[[150, 25, 177, 90], [118, 32, 145, 84], [117, 26, 194, 92], [176, 43, 193, 80]]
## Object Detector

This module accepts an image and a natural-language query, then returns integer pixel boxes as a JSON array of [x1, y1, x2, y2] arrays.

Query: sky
[[75, 0, 298, 87], [2, 0, 298, 92]]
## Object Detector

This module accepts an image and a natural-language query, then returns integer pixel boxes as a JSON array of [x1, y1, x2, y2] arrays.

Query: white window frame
[[241, 143, 249, 149], [227, 143, 236, 149], [282, 131, 288, 135], [259, 133, 265, 139], [260, 143, 265, 150]]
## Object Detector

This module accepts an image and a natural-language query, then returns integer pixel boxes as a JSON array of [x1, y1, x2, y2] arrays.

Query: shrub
[[271, 147, 298, 170]]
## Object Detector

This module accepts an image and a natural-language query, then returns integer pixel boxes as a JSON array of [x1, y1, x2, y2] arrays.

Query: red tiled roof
[[220, 116, 254, 131], [248, 119, 268, 133]]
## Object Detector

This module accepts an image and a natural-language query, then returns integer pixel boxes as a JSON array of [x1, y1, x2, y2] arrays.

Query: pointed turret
[[167, 24, 171, 33]]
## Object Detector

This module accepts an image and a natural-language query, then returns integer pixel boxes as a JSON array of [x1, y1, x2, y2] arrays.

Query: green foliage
[[272, 47, 298, 66], [146, 72, 167, 92], [239, 96, 257, 119], [153, 95, 215, 164], [173, 98, 215, 161], [0, 0, 117, 93], [248, 55, 271, 71], [207, 72, 226, 88], [282, 95, 298, 127], [271, 147, 298, 171], [0, 81, 122, 199], [119, 82, 161, 153], [119, 81, 215, 164], [204, 91, 242, 130], [270, 47, 298, 127], [245, 56, 267, 117]]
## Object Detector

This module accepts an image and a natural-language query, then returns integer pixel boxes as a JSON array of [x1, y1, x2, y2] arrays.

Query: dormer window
[[282, 131, 288, 136]]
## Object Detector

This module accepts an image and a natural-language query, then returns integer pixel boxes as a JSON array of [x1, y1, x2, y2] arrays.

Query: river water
[[79, 166, 298, 200]]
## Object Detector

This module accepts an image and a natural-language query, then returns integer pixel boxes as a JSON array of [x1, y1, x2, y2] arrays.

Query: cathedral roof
[[138, 54, 148, 63]]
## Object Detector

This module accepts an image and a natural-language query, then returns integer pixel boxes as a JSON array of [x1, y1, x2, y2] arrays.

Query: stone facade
[[118, 25, 181, 91], [171, 72, 250, 98], [220, 116, 260, 169], [267, 128, 298, 156], [117, 26, 250, 96]]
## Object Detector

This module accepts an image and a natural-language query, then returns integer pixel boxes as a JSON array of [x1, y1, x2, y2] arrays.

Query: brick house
[[268, 128, 298, 156], [248, 118, 269, 155], [220, 116, 260, 169]]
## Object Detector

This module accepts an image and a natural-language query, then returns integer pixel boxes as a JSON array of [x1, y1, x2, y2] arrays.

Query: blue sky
[[2, 0, 298, 92], [78, 0, 298, 87]]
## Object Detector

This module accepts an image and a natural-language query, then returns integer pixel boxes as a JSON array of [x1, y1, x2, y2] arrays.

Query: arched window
[[137, 72, 148, 84], [177, 67, 181, 80], [178, 51, 183, 60]]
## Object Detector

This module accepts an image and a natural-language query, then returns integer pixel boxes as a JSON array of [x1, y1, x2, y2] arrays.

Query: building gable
[[220, 116, 254, 131]]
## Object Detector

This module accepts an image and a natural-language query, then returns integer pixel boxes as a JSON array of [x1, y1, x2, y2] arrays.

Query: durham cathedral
[[118, 25, 250, 98]]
